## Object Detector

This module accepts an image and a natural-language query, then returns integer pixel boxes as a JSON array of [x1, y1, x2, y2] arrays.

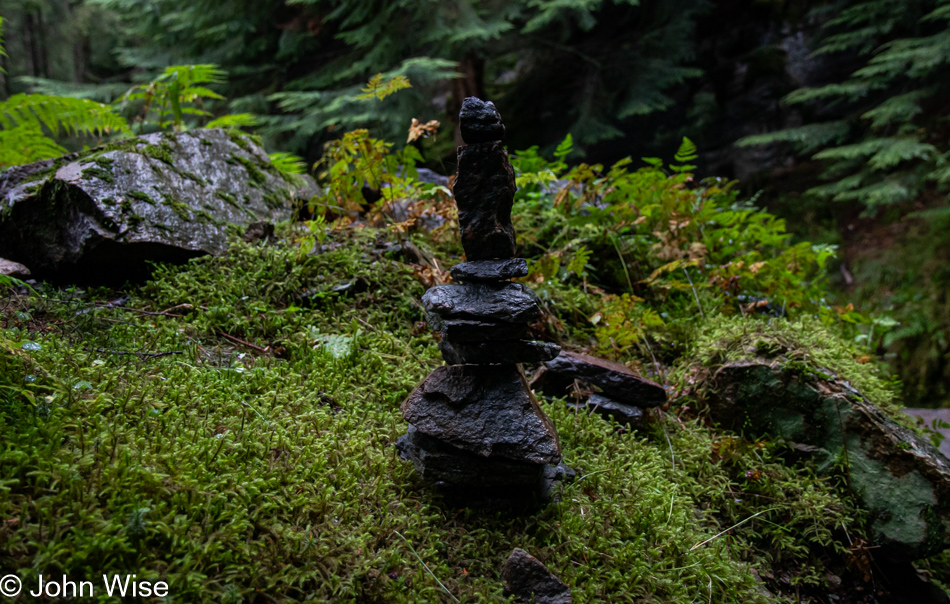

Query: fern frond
[[0, 94, 130, 138], [206, 113, 260, 130], [0, 124, 68, 167], [158, 64, 226, 88], [268, 152, 307, 175]]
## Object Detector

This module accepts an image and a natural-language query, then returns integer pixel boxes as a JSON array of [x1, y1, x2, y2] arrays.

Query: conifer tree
[[738, 0, 950, 212], [93, 0, 706, 156]]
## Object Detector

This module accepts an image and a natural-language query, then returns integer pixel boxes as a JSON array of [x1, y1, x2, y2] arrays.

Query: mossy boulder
[[0, 129, 318, 281], [703, 359, 950, 560]]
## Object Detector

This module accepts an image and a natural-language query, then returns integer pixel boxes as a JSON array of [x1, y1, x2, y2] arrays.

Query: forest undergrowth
[[3, 135, 946, 602]]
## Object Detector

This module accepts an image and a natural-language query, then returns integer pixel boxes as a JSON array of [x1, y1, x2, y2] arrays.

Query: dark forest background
[[3, 0, 949, 406]]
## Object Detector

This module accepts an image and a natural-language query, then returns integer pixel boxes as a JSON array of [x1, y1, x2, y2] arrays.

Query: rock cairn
[[396, 98, 566, 495]]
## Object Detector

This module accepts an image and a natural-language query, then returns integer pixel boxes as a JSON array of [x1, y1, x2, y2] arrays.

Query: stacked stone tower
[[396, 98, 566, 494]]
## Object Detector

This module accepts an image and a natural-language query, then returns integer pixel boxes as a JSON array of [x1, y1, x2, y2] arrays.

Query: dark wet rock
[[426, 313, 530, 342], [538, 351, 667, 407], [401, 364, 561, 464], [538, 462, 577, 503], [396, 426, 545, 488], [454, 141, 517, 260], [243, 221, 275, 243], [422, 282, 541, 324], [568, 394, 644, 427], [296, 277, 371, 305], [459, 97, 505, 144], [502, 548, 572, 604], [0, 129, 317, 282], [330, 277, 370, 296], [0, 257, 30, 277], [438, 339, 561, 365], [450, 258, 528, 282], [415, 167, 450, 187], [705, 360, 950, 560]]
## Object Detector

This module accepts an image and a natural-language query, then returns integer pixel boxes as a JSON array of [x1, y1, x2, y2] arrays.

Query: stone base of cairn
[[396, 98, 571, 499]]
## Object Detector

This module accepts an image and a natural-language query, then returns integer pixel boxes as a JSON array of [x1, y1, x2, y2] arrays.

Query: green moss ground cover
[[0, 229, 907, 603], [3, 137, 948, 601]]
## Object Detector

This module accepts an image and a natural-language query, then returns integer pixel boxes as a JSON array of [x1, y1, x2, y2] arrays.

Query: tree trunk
[[24, 12, 39, 77], [36, 8, 50, 78], [450, 51, 486, 147]]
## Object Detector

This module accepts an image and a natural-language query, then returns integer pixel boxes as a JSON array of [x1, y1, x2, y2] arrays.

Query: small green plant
[[511, 136, 842, 358], [308, 74, 450, 238], [116, 64, 236, 132]]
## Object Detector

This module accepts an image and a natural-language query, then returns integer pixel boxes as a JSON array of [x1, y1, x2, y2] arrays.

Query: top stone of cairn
[[459, 97, 506, 144]]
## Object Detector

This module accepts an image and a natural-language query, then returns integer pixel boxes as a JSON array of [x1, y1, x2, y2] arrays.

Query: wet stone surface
[[450, 258, 528, 282], [567, 393, 644, 427], [502, 548, 572, 604], [396, 426, 545, 488], [453, 141, 517, 260], [398, 96, 567, 498], [426, 313, 530, 342], [706, 360, 950, 560], [438, 339, 561, 365], [0, 129, 317, 282], [459, 97, 506, 144], [422, 282, 542, 325], [539, 351, 667, 407], [401, 364, 561, 465]]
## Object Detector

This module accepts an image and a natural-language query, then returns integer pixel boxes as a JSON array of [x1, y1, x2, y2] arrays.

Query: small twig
[[660, 411, 676, 473], [689, 507, 779, 552], [576, 469, 609, 482], [394, 531, 460, 604], [89, 317, 138, 326], [610, 235, 636, 295], [105, 306, 184, 318], [84, 348, 182, 359], [682, 267, 705, 319], [217, 331, 268, 352], [160, 303, 195, 315], [642, 337, 666, 385]]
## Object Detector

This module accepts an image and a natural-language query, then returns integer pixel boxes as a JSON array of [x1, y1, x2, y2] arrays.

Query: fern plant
[[116, 64, 238, 132], [0, 92, 131, 168], [0, 16, 130, 168]]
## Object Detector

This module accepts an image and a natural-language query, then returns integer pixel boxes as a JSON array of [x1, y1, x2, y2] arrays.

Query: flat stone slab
[[568, 394, 644, 427], [423, 282, 542, 324], [401, 364, 561, 464], [707, 360, 950, 560], [439, 339, 561, 365], [454, 141, 517, 260], [502, 548, 572, 604], [450, 258, 528, 282], [539, 351, 667, 407], [459, 97, 505, 144], [426, 313, 530, 342], [396, 426, 544, 488]]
